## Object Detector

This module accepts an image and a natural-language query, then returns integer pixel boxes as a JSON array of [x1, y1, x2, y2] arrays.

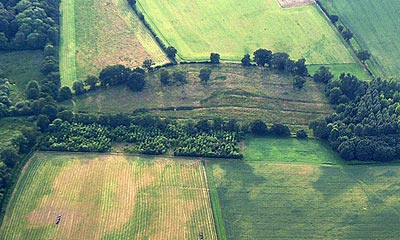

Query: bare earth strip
[[0, 153, 217, 240], [277, 0, 315, 8]]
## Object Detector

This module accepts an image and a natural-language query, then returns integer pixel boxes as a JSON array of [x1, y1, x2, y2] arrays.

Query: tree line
[[0, 125, 38, 213], [311, 67, 400, 162]]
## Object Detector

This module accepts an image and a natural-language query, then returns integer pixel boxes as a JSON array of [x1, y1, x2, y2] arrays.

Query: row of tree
[[70, 64, 147, 97], [241, 49, 308, 77], [310, 67, 400, 162], [0, 126, 38, 209]]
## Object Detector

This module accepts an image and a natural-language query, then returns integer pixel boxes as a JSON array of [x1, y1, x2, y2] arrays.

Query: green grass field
[[0, 153, 217, 239], [308, 63, 371, 81], [243, 137, 340, 164], [136, 0, 355, 65], [0, 51, 45, 101], [207, 137, 400, 239], [66, 64, 333, 130], [319, 0, 400, 80]]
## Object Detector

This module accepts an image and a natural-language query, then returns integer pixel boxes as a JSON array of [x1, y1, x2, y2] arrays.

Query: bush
[[250, 120, 268, 136], [296, 129, 308, 139], [270, 124, 291, 137]]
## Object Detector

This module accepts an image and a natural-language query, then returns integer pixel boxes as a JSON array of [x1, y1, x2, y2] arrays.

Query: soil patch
[[277, 0, 315, 8]]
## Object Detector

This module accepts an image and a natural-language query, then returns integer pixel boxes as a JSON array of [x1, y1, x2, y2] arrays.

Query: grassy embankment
[[66, 64, 333, 131], [59, 0, 78, 87]]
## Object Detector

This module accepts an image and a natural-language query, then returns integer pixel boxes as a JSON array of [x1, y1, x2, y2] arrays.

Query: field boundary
[[0, 150, 35, 226], [129, 1, 177, 63], [202, 161, 227, 240], [314, 0, 374, 78]]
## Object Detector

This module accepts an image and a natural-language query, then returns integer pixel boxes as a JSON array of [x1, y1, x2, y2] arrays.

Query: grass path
[[59, 0, 77, 87]]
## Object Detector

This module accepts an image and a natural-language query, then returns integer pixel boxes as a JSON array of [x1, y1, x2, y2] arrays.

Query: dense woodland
[[311, 69, 400, 162], [0, 0, 61, 214], [0, 0, 60, 50]]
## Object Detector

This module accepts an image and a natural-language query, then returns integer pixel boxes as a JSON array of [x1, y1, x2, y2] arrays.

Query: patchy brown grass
[[28, 155, 146, 239], [70, 64, 332, 131], [277, 0, 315, 8], [1, 153, 217, 239], [74, 0, 169, 80]]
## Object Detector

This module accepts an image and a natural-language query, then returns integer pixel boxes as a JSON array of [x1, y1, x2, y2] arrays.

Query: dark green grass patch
[[243, 137, 340, 164], [0, 117, 33, 151], [207, 143, 400, 239], [0, 51, 45, 101]]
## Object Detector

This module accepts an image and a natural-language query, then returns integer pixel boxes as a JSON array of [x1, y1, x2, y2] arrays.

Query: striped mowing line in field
[[1, 154, 218, 239], [59, 0, 78, 87]]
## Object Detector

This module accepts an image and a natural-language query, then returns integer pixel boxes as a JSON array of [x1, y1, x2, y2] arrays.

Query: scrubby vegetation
[[40, 115, 244, 159]]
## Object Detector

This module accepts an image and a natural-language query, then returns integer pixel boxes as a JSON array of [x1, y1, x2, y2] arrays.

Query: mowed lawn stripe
[[59, 0, 78, 87], [136, 0, 355, 64]]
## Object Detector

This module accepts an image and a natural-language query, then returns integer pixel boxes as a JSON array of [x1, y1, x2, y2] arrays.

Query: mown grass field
[[59, 0, 78, 87], [0, 51, 45, 101], [0, 118, 33, 152], [308, 63, 371, 81], [0, 153, 217, 239], [207, 137, 400, 239], [71, 0, 168, 84], [67, 64, 333, 131], [136, 0, 355, 65], [319, 0, 400, 80], [243, 137, 339, 164]]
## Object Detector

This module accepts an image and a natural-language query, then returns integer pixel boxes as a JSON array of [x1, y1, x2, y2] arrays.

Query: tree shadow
[[209, 160, 267, 239], [312, 165, 357, 199]]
